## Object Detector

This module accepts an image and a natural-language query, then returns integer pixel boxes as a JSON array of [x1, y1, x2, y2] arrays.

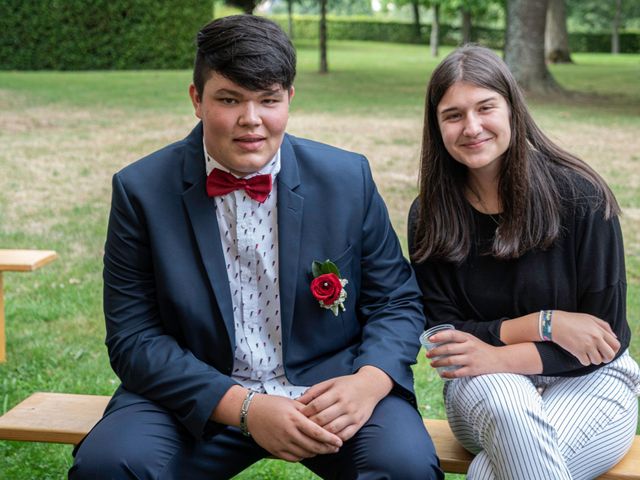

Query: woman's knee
[[450, 374, 542, 428]]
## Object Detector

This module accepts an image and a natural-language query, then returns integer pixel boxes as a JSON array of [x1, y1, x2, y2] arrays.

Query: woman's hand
[[426, 330, 542, 378], [551, 311, 620, 366]]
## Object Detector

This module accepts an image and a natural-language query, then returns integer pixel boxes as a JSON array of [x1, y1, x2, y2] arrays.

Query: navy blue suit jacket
[[102, 123, 425, 440]]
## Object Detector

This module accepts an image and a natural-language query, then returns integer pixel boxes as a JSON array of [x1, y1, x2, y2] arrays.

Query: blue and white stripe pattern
[[443, 350, 640, 479]]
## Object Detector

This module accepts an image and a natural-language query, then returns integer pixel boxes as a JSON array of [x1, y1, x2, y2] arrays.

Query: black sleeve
[[535, 203, 630, 375], [408, 198, 508, 346]]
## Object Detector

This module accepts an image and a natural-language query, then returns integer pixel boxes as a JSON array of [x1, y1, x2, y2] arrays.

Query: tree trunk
[[412, 1, 421, 42], [430, 4, 440, 57], [461, 8, 472, 45], [505, 0, 560, 94], [227, 0, 257, 14], [545, 0, 572, 63], [287, 0, 294, 39], [612, 0, 621, 54], [319, 0, 328, 73]]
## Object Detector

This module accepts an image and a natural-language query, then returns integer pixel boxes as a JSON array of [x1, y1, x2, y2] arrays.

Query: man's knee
[[366, 439, 443, 479], [359, 395, 444, 479], [68, 402, 184, 480], [70, 439, 153, 480]]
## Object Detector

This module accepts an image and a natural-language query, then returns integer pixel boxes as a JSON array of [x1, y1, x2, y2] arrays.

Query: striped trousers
[[443, 351, 640, 479]]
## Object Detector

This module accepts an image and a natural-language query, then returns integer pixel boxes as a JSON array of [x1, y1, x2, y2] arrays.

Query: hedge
[[0, 0, 212, 70], [569, 32, 640, 54], [1, 6, 638, 71], [271, 15, 639, 53]]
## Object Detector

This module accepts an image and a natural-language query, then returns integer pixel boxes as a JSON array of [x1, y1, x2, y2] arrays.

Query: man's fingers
[[297, 381, 332, 405], [308, 403, 345, 428], [299, 416, 343, 448], [299, 390, 337, 418], [320, 413, 354, 436]]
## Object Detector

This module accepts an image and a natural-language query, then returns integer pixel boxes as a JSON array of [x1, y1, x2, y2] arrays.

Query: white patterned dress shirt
[[204, 142, 309, 399]]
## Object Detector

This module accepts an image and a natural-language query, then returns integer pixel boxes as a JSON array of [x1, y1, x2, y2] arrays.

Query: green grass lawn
[[0, 40, 639, 479]]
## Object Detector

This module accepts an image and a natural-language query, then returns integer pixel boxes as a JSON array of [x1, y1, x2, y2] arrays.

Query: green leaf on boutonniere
[[311, 259, 340, 278]]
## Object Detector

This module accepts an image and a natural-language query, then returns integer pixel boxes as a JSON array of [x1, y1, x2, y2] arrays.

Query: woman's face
[[436, 81, 511, 179]]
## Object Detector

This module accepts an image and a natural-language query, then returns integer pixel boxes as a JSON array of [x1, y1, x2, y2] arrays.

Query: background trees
[[504, 0, 560, 94], [545, 0, 572, 63], [568, 0, 640, 54]]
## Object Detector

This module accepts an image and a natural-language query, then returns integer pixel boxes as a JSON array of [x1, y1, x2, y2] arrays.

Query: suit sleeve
[[103, 173, 237, 439], [350, 159, 426, 403]]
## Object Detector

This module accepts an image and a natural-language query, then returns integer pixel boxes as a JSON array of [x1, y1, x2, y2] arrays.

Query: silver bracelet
[[239, 390, 256, 437]]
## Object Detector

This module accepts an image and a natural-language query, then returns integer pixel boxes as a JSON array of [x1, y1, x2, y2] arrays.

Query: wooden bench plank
[[0, 392, 638, 479], [0, 249, 58, 272], [0, 392, 109, 445], [423, 418, 474, 473], [599, 436, 640, 480]]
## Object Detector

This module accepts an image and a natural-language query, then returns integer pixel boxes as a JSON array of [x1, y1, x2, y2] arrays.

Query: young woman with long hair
[[409, 45, 640, 479]]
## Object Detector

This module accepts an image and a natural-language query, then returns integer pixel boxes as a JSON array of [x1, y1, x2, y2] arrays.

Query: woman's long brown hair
[[411, 45, 620, 264]]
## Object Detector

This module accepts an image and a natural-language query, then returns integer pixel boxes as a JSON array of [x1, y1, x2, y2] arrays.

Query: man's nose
[[238, 102, 262, 126]]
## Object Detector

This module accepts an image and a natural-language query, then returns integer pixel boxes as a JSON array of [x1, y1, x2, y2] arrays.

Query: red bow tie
[[206, 168, 272, 203]]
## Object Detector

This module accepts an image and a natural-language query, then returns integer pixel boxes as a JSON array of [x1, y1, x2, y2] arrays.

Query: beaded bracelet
[[240, 390, 256, 437], [538, 310, 553, 341]]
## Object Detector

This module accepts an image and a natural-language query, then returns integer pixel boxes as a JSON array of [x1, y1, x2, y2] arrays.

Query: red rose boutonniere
[[310, 259, 348, 316]]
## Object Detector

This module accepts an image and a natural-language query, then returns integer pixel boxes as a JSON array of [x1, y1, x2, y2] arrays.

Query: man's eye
[[219, 98, 237, 105]]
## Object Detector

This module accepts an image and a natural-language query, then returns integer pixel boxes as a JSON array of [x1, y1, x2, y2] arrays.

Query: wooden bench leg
[[0, 272, 5, 363]]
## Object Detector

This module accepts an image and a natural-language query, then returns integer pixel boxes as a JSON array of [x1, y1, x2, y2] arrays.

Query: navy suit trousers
[[69, 394, 443, 479]]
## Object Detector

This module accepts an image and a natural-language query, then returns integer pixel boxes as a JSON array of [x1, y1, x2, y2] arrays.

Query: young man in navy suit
[[70, 15, 442, 479]]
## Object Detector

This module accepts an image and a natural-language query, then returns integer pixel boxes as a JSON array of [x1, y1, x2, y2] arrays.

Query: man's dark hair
[[193, 15, 296, 96]]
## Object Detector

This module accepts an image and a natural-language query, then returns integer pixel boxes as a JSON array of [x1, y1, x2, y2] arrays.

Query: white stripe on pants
[[443, 350, 640, 480]]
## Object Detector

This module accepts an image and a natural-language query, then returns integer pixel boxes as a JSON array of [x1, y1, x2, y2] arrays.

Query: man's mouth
[[234, 135, 266, 151]]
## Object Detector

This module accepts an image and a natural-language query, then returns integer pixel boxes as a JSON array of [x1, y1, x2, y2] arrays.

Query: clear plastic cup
[[419, 324, 460, 380]]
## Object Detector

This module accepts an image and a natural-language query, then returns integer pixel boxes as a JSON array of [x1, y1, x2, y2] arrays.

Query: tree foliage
[[0, 0, 210, 70], [567, 0, 640, 31]]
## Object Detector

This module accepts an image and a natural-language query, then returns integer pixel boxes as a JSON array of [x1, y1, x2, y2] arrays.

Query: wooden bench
[[0, 249, 58, 362], [0, 392, 638, 478]]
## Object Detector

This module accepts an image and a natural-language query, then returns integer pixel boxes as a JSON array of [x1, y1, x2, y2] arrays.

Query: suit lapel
[[277, 135, 304, 353], [181, 124, 235, 348]]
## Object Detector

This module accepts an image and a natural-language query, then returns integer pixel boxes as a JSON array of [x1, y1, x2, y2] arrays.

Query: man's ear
[[189, 83, 202, 119], [288, 85, 295, 103]]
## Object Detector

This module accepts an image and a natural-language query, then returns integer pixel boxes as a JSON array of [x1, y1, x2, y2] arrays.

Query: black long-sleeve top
[[408, 178, 630, 377]]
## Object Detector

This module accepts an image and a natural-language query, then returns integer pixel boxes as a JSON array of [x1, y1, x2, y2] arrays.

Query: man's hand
[[296, 366, 392, 442], [551, 311, 620, 366], [247, 394, 343, 462]]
